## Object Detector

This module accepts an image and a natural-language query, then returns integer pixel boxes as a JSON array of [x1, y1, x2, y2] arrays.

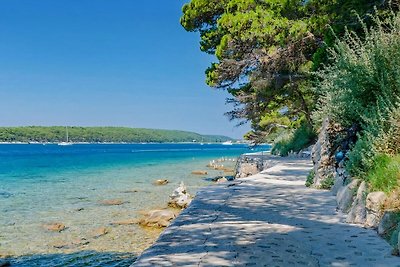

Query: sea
[[0, 143, 270, 267]]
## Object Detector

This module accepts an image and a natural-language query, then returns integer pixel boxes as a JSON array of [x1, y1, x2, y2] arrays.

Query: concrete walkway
[[132, 158, 399, 267]]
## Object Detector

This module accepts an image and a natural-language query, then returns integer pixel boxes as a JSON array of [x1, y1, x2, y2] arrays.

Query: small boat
[[58, 126, 73, 146], [222, 141, 233, 146]]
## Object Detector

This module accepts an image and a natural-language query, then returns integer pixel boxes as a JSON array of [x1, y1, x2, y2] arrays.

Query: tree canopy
[[181, 0, 393, 142]]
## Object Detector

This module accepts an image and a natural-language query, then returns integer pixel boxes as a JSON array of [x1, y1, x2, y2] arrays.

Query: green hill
[[0, 126, 233, 143]]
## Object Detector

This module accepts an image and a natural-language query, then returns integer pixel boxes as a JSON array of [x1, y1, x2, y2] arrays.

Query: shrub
[[305, 170, 315, 187], [313, 12, 400, 177], [271, 123, 316, 156], [367, 154, 400, 193], [320, 174, 335, 190]]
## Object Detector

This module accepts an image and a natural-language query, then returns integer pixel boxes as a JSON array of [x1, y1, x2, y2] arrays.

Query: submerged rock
[[168, 182, 192, 209], [43, 222, 66, 232], [99, 199, 125, 206], [365, 191, 387, 228], [191, 170, 208, 175], [153, 179, 169, 186], [138, 209, 176, 228], [111, 219, 137, 225], [92, 227, 109, 238]]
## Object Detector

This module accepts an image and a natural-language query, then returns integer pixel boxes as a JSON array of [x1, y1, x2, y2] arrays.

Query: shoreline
[[131, 157, 398, 266], [0, 147, 243, 266]]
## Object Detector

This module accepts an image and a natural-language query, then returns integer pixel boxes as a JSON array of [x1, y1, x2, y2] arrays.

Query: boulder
[[43, 222, 66, 232], [168, 182, 192, 209], [236, 163, 259, 178], [138, 209, 176, 228], [191, 170, 208, 175], [153, 179, 169, 186], [378, 211, 400, 236], [216, 177, 228, 183], [346, 181, 367, 224], [331, 171, 345, 195], [92, 227, 108, 238], [311, 118, 337, 187], [99, 199, 125, 206], [336, 179, 360, 212], [365, 191, 387, 228]]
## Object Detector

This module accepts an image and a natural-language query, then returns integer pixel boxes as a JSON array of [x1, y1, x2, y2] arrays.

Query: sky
[[0, 0, 250, 138]]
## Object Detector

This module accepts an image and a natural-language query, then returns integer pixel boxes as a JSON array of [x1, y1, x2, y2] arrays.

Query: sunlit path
[[132, 158, 399, 267]]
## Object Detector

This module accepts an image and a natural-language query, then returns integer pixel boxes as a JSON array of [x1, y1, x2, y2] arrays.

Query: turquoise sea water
[[0, 143, 269, 266]]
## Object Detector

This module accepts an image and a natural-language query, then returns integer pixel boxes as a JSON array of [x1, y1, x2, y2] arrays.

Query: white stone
[[336, 179, 360, 213], [346, 181, 367, 224], [168, 182, 192, 209], [365, 191, 387, 228]]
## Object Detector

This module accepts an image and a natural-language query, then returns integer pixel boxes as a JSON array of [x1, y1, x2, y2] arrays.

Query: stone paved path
[[132, 158, 399, 267]]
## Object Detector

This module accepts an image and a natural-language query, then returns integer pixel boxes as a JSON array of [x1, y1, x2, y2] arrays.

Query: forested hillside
[[0, 126, 233, 143]]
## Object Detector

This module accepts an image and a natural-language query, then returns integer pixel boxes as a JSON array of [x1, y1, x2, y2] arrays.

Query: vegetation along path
[[132, 158, 399, 267]]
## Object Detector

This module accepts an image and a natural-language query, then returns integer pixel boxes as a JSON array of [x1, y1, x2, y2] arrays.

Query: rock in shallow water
[[43, 222, 66, 232], [99, 199, 125, 206], [138, 210, 176, 228], [152, 179, 169, 186], [168, 182, 192, 209], [191, 170, 208, 175], [92, 227, 109, 238], [111, 219, 137, 226]]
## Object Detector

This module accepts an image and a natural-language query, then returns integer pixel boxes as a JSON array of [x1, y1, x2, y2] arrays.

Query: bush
[[305, 170, 315, 187], [320, 174, 335, 190], [313, 12, 400, 177], [367, 154, 400, 193], [271, 123, 316, 156]]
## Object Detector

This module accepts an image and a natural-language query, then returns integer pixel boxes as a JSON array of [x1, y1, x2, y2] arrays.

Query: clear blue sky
[[0, 0, 249, 138]]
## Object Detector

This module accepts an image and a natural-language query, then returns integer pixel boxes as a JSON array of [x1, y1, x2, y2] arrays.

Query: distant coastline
[[0, 126, 235, 144]]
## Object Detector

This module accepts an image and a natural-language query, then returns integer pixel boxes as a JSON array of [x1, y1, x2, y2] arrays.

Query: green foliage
[[0, 127, 233, 143], [320, 174, 335, 190], [181, 0, 392, 142], [314, 12, 400, 177], [367, 154, 400, 193], [271, 123, 316, 156], [305, 169, 315, 187]]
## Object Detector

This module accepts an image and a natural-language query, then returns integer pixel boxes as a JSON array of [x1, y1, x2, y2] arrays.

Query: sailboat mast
[[66, 126, 69, 143]]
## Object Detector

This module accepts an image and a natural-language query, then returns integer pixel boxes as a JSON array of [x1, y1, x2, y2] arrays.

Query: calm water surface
[[0, 143, 269, 266]]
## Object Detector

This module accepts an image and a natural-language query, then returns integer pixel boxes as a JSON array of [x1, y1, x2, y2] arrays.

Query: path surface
[[132, 158, 399, 267]]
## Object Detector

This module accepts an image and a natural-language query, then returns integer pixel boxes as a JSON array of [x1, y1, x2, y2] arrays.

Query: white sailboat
[[58, 126, 73, 146], [222, 140, 233, 145]]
